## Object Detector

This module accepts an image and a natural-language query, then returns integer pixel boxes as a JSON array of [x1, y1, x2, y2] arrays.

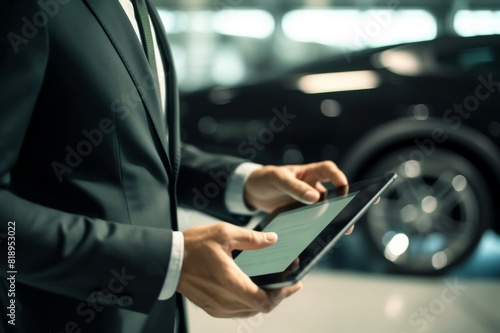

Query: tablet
[[233, 173, 397, 289]]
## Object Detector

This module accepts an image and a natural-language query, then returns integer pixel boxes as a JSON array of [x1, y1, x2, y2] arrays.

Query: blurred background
[[152, 0, 500, 91], [152, 0, 500, 332]]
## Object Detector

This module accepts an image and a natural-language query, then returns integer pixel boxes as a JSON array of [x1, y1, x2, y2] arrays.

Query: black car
[[180, 35, 500, 274]]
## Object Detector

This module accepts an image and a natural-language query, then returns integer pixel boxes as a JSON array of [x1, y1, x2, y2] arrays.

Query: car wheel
[[359, 147, 492, 274]]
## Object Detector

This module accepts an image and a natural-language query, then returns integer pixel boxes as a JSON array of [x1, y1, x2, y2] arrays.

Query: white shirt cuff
[[225, 162, 263, 216], [158, 231, 184, 300]]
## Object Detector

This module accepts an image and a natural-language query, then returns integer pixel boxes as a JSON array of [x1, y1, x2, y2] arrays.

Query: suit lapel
[[83, 0, 173, 174], [148, 4, 181, 179]]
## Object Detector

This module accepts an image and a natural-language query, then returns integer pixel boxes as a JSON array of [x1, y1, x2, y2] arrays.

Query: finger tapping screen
[[235, 192, 359, 277]]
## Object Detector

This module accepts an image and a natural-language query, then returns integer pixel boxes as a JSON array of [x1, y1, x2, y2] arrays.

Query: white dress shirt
[[117, 0, 261, 300]]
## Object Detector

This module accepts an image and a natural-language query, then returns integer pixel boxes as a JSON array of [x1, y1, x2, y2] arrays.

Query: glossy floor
[[187, 270, 500, 333], [179, 210, 500, 333]]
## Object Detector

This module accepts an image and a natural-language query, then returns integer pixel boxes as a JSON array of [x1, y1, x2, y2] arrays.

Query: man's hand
[[177, 223, 302, 318], [244, 161, 348, 213], [244, 161, 356, 234]]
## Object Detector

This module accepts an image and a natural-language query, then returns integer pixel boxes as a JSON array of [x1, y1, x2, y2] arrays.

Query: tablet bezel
[[233, 173, 397, 289]]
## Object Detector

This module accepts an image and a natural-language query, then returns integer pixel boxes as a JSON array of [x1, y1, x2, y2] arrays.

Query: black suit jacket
[[0, 0, 247, 332]]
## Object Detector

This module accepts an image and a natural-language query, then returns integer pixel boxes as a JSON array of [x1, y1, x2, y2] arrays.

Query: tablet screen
[[234, 191, 359, 277], [233, 173, 397, 289]]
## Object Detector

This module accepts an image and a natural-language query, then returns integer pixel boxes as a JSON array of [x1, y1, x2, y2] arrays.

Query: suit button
[[118, 295, 133, 307]]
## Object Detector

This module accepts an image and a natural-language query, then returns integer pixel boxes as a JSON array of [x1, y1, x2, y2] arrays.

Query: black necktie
[[132, 0, 159, 92]]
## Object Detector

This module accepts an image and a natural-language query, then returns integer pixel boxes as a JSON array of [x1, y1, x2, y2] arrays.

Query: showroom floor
[[179, 210, 500, 333], [187, 270, 500, 333]]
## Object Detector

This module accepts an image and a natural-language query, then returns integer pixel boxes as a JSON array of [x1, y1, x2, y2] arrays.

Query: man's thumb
[[231, 229, 278, 251]]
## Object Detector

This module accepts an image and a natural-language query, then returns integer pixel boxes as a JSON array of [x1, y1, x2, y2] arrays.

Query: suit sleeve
[[0, 0, 171, 314], [177, 144, 251, 224]]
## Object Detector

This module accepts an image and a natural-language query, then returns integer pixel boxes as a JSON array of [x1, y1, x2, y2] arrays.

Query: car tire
[[358, 146, 493, 274]]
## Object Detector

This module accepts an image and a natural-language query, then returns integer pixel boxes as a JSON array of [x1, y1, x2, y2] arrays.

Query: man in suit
[[0, 0, 349, 332]]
